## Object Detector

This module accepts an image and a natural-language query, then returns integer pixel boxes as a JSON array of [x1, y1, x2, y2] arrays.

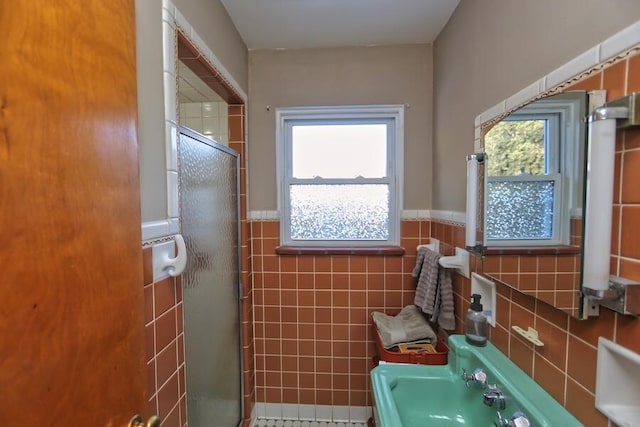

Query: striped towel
[[412, 247, 440, 315], [412, 247, 455, 331]]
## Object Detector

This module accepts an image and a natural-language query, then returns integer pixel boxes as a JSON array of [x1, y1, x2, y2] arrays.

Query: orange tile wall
[[251, 219, 434, 408], [143, 246, 187, 427], [449, 49, 640, 427], [483, 253, 581, 315], [228, 105, 257, 425]]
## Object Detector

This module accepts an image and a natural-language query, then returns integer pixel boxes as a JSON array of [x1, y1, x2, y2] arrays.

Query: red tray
[[373, 320, 449, 365]]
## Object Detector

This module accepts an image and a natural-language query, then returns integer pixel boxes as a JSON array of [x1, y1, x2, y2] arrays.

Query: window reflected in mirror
[[484, 92, 587, 247], [481, 91, 588, 319]]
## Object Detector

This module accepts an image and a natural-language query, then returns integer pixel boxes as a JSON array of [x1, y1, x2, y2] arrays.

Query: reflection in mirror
[[178, 59, 230, 146], [481, 91, 588, 318]]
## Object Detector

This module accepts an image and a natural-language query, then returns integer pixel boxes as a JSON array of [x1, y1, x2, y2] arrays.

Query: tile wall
[[483, 253, 580, 315], [179, 101, 229, 145], [227, 105, 258, 425], [482, 216, 583, 318], [250, 219, 435, 412], [143, 246, 187, 427]]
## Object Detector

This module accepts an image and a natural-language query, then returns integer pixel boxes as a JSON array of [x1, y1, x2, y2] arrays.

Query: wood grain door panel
[[0, 1, 146, 425]]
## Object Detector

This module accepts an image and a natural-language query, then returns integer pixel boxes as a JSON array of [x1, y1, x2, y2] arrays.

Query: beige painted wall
[[433, 0, 640, 212], [173, 0, 248, 91], [136, 0, 247, 223], [248, 45, 433, 211]]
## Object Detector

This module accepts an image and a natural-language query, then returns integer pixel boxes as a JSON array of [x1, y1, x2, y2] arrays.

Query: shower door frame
[[178, 125, 244, 424]]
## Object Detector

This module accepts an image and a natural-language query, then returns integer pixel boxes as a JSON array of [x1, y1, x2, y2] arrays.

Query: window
[[484, 96, 583, 246], [276, 105, 404, 247]]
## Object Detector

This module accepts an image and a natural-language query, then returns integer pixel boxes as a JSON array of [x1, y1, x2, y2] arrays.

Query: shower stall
[[178, 127, 242, 427]]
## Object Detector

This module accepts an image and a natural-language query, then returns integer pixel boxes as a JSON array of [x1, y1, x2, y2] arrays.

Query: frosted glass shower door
[[179, 127, 242, 427]]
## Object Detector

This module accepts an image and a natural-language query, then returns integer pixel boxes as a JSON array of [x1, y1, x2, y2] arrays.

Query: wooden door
[[0, 1, 147, 425]]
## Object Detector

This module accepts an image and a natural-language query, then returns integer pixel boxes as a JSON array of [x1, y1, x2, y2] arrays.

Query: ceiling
[[220, 0, 460, 50]]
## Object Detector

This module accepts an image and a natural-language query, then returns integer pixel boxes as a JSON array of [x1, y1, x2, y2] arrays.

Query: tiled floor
[[254, 421, 367, 427]]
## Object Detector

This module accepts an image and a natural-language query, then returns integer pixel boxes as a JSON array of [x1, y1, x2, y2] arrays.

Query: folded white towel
[[372, 305, 437, 348]]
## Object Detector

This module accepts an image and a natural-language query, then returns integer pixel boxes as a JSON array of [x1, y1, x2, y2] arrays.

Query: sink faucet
[[483, 384, 506, 410], [495, 411, 530, 427], [462, 368, 488, 388]]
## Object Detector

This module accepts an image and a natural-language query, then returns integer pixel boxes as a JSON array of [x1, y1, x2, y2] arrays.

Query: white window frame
[[485, 97, 582, 246], [275, 105, 404, 247]]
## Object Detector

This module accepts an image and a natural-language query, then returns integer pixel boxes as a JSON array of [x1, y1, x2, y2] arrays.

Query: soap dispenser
[[465, 293, 487, 346]]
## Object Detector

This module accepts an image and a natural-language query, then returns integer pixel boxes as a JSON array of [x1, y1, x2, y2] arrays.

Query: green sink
[[389, 374, 497, 426], [371, 335, 582, 427]]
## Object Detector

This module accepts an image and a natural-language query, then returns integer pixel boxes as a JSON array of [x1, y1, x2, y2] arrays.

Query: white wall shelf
[[471, 273, 496, 326], [596, 337, 640, 426]]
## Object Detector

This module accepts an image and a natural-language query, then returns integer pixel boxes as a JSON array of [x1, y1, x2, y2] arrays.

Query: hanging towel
[[434, 267, 455, 330], [412, 247, 456, 331], [412, 247, 440, 315]]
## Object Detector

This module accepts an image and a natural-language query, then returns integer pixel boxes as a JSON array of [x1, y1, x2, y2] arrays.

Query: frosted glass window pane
[[486, 180, 555, 240], [290, 184, 389, 240], [291, 124, 387, 178]]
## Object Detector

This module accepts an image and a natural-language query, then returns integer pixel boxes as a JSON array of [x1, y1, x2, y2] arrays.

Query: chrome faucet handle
[[462, 368, 488, 388], [483, 384, 506, 410], [495, 411, 508, 426], [495, 411, 530, 427], [510, 412, 530, 427]]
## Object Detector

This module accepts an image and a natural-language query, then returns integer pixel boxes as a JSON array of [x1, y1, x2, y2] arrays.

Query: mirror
[[178, 58, 230, 146], [481, 91, 588, 318]]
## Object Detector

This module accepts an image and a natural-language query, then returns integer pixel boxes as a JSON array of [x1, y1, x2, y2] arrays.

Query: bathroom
[[3, 1, 640, 426]]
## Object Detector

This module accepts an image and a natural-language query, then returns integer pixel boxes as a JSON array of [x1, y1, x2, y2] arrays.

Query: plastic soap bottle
[[465, 293, 487, 346]]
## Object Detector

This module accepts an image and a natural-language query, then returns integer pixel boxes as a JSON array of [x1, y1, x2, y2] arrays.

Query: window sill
[[275, 245, 405, 256], [484, 245, 580, 256]]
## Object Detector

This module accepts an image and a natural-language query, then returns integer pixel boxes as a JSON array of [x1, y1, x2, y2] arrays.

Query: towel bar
[[439, 247, 470, 278], [416, 238, 440, 253]]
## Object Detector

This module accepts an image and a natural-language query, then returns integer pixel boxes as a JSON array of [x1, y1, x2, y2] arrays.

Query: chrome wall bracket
[[465, 243, 484, 254], [583, 276, 640, 317], [604, 92, 640, 129]]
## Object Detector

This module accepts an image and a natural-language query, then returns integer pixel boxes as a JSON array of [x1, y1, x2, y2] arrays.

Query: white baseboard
[[253, 403, 372, 423]]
